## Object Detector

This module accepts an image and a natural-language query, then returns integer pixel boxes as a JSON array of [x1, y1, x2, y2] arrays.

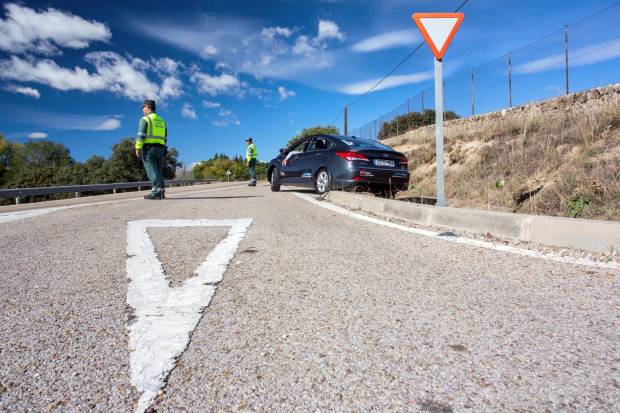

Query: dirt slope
[[384, 84, 620, 221]]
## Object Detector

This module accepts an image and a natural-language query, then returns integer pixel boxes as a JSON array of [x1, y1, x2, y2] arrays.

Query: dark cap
[[143, 99, 156, 110], [245, 137, 253, 142]]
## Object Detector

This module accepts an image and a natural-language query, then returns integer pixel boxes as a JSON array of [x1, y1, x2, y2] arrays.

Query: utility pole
[[508, 52, 513, 108], [471, 69, 475, 116], [344, 104, 348, 136], [564, 25, 569, 95]]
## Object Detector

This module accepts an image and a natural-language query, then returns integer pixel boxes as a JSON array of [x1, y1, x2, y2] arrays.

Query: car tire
[[270, 168, 281, 192], [315, 168, 331, 195]]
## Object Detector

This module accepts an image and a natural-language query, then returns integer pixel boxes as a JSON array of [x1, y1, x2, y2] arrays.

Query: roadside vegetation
[[383, 85, 620, 221], [191, 154, 268, 181], [286, 125, 339, 147], [378, 109, 459, 140], [0, 136, 179, 204]]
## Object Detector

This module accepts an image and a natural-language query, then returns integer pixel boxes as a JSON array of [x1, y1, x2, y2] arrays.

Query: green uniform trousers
[[142, 145, 166, 193]]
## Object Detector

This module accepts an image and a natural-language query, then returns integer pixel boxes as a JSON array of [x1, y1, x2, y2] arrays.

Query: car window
[[308, 137, 332, 151], [288, 140, 309, 153], [338, 137, 392, 150]]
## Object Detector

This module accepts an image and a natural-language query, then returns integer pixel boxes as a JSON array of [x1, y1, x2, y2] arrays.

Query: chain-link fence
[[350, 2, 620, 141]]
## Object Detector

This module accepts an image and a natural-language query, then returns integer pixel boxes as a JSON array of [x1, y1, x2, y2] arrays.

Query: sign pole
[[412, 11, 463, 208], [434, 58, 445, 207]]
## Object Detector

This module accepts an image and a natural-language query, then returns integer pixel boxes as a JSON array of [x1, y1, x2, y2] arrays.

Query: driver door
[[280, 139, 309, 183]]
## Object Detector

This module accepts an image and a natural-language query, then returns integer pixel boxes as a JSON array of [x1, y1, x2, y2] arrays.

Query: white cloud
[[181, 102, 197, 119], [514, 38, 620, 74], [202, 100, 221, 108], [261, 26, 293, 42], [339, 71, 433, 95], [27, 132, 47, 139], [317, 20, 345, 42], [212, 119, 240, 128], [211, 107, 239, 127], [159, 76, 183, 99], [0, 52, 183, 101], [190, 69, 242, 96], [277, 86, 295, 101], [0, 55, 107, 91], [0, 3, 111, 55], [92, 118, 121, 131], [351, 29, 419, 53], [150, 57, 183, 75], [201, 45, 219, 57], [3, 84, 40, 98], [292, 35, 316, 56], [133, 14, 341, 82], [85, 51, 159, 100]]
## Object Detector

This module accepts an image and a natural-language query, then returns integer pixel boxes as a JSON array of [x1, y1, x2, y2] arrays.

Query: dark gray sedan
[[267, 135, 409, 195]]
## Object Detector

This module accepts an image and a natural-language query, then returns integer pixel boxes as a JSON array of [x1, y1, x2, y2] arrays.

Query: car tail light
[[336, 151, 369, 162], [399, 155, 408, 168]]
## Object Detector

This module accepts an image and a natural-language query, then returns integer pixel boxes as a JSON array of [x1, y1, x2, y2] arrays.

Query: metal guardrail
[[0, 179, 220, 204]]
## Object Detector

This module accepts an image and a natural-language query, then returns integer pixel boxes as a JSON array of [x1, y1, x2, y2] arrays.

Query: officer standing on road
[[135, 99, 168, 199], [245, 137, 258, 186]]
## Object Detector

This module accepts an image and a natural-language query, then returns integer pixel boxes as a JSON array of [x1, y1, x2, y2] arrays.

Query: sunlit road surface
[[1, 183, 618, 412]]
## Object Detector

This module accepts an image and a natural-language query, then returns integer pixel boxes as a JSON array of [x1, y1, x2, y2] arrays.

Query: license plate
[[373, 159, 394, 167]]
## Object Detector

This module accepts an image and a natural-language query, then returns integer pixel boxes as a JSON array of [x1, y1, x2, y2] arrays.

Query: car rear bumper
[[333, 168, 409, 191]]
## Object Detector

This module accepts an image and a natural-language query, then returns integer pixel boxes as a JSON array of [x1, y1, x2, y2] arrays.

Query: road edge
[[326, 191, 620, 254]]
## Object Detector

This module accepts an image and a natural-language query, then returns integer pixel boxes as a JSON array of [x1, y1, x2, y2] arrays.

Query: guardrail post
[[15, 196, 20, 205]]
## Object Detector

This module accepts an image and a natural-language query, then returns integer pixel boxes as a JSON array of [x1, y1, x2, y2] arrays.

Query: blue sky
[[1, 0, 619, 167]]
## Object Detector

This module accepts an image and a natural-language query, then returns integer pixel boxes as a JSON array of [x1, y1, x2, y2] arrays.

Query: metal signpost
[[226, 169, 232, 182], [412, 12, 464, 207]]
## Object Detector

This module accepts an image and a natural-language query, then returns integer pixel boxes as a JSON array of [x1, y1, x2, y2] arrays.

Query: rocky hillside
[[384, 84, 620, 221]]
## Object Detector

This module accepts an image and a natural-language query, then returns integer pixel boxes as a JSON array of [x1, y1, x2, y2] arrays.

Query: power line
[[333, 0, 471, 124]]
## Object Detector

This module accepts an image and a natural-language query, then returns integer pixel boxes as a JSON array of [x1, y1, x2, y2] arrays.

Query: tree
[[286, 125, 339, 147], [378, 109, 459, 140]]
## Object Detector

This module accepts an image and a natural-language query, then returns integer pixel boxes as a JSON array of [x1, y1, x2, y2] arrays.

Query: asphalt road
[[1, 183, 618, 412]]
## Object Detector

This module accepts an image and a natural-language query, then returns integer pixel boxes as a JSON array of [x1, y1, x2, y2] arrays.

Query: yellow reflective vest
[[246, 143, 258, 161], [135, 113, 167, 149]]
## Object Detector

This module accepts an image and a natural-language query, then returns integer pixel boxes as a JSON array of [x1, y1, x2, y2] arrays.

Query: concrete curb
[[326, 191, 620, 254]]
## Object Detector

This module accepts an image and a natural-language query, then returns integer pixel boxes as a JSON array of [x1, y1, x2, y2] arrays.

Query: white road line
[[126, 218, 252, 413], [0, 185, 244, 224], [294, 192, 617, 270]]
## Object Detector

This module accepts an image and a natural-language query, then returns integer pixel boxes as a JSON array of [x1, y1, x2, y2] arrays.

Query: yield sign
[[412, 13, 464, 60]]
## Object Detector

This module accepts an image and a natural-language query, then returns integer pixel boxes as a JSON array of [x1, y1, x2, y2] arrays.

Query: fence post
[[471, 69, 475, 116], [396, 111, 399, 136], [508, 52, 513, 108], [564, 25, 569, 95]]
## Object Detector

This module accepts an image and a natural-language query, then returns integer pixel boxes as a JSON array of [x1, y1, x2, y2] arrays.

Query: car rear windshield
[[338, 137, 392, 150]]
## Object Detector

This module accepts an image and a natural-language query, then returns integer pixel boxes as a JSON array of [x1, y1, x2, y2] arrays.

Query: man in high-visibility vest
[[135, 99, 168, 199], [245, 137, 258, 186]]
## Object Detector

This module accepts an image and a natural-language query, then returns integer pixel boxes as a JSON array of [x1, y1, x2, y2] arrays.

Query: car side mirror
[[279, 148, 286, 154]]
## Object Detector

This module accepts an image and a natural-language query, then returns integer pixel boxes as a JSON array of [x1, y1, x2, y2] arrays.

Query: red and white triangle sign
[[412, 13, 464, 60]]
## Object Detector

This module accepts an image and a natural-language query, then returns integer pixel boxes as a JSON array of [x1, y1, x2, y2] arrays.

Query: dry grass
[[391, 85, 620, 221]]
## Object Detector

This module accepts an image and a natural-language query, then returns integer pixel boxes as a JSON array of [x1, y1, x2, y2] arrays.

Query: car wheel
[[270, 168, 281, 192], [315, 168, 331, 195]]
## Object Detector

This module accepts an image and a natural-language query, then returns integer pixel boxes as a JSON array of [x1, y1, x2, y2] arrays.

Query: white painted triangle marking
[[419, 17, 459, 53], [125, 218, 253, 413]]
